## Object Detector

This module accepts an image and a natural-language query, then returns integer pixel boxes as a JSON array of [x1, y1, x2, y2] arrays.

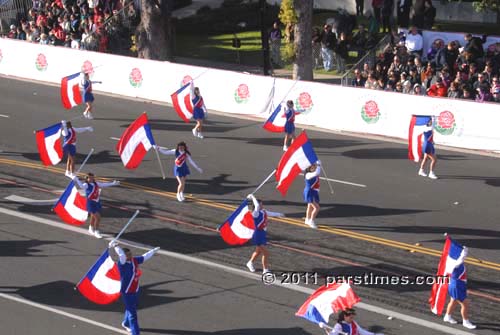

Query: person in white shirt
[[405, 26, 423, 56], [318, 308, 384, 335]]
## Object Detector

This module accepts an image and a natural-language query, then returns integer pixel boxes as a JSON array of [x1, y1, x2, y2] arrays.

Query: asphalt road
[[0, 76, 499, 334]]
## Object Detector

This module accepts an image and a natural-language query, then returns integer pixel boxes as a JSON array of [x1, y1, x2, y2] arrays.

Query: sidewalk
[[174, 56, 343, 84]]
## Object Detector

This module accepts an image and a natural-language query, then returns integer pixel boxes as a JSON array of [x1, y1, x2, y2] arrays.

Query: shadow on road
[[0, 279, 191, 311], [140, 327, 314, 335], [0, 240, 63, 257]]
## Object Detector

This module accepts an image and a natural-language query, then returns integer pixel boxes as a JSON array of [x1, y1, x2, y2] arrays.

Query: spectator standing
[[335, 32, 349, 74], [423, 0, 436, 29], [412, 0, 425, 28], [397, 0, 412, 28], [463, 33, 484, 62], [320, 24, 336, 71], [269, 21, 282, 68], [381, 0, 394, 33], [312, 27, 322, 69], [372, 0, 384, 25], [355, 0, 364, 16], [405, 26, 423, 56], [352, 24, 369, 58]]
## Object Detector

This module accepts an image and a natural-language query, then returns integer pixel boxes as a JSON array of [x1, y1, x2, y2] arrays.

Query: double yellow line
[[1, 157, 499, 271]]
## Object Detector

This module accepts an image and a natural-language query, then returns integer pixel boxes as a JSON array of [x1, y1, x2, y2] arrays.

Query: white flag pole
[[252, 169, 276, 195], [154, 147, 166, 180], [75, 148, 94, 175]]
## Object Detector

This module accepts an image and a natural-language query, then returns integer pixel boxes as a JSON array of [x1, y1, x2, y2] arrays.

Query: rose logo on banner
[[82, 60, 94, 77], [35, 53, 48, 71], [181, 75, 193, 87], [234, 84, 250, 103], [129, 67, 143, 88], [435, 111, 456, 136], [361, 100, 380, 124], [295, 92, 314, 113]]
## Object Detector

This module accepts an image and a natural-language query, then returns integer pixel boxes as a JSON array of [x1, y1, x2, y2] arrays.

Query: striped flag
[[53, 181, 88, 225], [170, 82, 194, 123], [116, 113, 156, 169], [61, 72, 83, 109], [35, 123, 63, 166]]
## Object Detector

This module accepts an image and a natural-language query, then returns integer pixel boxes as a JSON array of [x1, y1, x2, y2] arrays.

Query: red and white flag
[[61, 72, 83, 109], [35, 123, 63, 166], [53, 181, 88, 225], [77, 249, 121, 305], [296, 282, 361, 324], [275, 131, 318, 196], [116, 113, 156, 169], [170, 82, 194, 123], [219, 200, 255, 245]]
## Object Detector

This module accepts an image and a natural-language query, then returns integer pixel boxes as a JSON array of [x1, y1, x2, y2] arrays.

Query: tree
[[292, 0, 313, 81], [279, 0, 297, 43], [472, 0, 500, 24], [136, 0, 174, 61]]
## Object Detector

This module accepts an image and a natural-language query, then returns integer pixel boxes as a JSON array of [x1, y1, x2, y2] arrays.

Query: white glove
[[87, 127, 94, 132], [463, 247, 468, 257], [318, 322, 326, 329], [109, 240, 118, 248], [61, 120, 67, 126], [247, 194, 255, 199], [152, 144, 158, 150], [113, 180, 120, 186], [197, 167, 203, 174], [152, 247, 160, 253], [316, 160, 321, 165], [278, 213, 285, 218]]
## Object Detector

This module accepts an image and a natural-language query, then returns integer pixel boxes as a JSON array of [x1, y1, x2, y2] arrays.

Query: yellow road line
[[1, 157, 499, 271]]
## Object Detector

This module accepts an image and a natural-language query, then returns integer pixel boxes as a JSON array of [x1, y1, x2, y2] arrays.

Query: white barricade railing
[[1, 37, 499, 152]]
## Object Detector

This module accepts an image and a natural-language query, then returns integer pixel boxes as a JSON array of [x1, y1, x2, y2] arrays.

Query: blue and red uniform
[[86, 182, 101, 214], [174, 150, 190, 177], [114, 246, 157, 335], [252, 210, 268, 246], [284, 107, 297, 134], [448, 262, 467, 302], [63, 128, 77, 156], [304, 175, 320, 204], [422, 129, 435, 155], [81, 79, 94, 103], [192, 95, 205, 120]]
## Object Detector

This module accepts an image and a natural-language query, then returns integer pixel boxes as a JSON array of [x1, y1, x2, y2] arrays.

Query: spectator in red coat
[[427, 78, 447, 97]]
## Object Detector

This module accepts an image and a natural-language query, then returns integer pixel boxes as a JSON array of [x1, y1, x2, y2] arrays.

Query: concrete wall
[[266, 0, 497, 24]]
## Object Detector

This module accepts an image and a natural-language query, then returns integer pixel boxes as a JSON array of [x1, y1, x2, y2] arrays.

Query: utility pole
[[259, 0, 271, 76]]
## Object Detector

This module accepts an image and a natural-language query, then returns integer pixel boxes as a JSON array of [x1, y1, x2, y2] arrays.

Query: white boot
[[418, 169, 427, 177], [428, 171, 438, 179], [94, 230, 102, 239], [283, 145, 288, 152], [88, 225, 94, 235], [192, 128, 198, 137]]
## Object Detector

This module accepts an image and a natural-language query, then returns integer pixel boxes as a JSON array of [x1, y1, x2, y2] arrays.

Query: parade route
[[0, 77, 499, 334]]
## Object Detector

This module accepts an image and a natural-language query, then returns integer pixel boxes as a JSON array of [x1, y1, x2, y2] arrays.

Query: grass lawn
[[176, 29, 360, 75], [176, 31, 263, 66]]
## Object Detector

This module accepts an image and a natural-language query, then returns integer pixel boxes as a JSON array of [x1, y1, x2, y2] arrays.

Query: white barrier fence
[[1, 37, 500, 152]]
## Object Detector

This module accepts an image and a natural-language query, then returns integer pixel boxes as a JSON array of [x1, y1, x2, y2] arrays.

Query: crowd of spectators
[[3, 0, 136, 52], [351, 29, 500, 103]]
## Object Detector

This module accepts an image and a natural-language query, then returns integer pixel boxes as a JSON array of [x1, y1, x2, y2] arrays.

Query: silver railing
[[341, 33, 392, 86]]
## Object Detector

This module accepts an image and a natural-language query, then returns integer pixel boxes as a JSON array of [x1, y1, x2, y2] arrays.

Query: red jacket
[[427, 84, 447, 97]]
